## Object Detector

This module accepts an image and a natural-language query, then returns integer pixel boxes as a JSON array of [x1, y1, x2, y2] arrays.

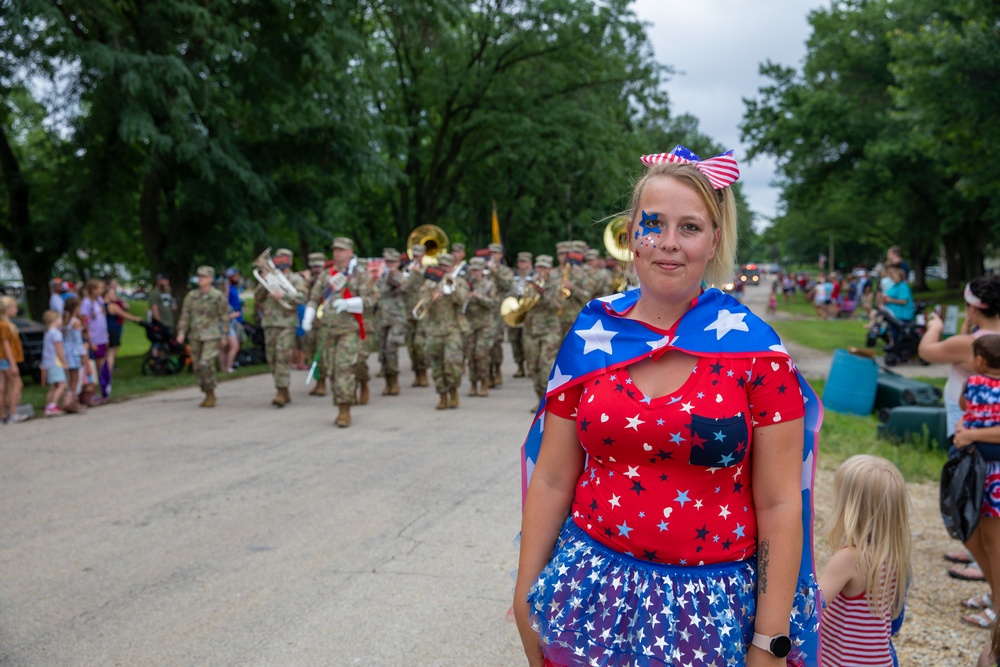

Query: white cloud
[[631, 0, 827, 221]]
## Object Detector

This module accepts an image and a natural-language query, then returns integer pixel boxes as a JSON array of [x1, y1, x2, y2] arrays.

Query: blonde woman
[[818, 455, 911, 666]]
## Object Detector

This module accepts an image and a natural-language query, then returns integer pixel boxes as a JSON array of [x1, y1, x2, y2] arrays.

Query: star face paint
[[632, 210, 663, 257]]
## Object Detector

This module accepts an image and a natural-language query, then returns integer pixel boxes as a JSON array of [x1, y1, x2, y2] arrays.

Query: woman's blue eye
[[640, 210, 659, 227]]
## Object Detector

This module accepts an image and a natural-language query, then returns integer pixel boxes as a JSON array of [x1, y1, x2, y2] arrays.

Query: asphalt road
[[2, 353, 529, 666]]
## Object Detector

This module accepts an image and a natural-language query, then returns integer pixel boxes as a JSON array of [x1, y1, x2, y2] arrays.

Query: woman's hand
[[954, 425, 975, 448], [513, 592, 544, 667]]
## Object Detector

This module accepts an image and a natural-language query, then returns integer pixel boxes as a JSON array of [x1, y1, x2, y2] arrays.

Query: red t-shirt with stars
[[546, 354, 805, 566]]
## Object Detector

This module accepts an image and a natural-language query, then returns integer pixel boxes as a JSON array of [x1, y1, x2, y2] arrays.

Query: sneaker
[[44, 406, 63, 417], [7, 413, 29, 423]]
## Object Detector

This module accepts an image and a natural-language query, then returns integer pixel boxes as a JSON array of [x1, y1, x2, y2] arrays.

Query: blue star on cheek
[[638, 210, 661, 237]]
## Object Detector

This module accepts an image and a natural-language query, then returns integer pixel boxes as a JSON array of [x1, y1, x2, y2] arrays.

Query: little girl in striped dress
[[819, 455, 911, 667]]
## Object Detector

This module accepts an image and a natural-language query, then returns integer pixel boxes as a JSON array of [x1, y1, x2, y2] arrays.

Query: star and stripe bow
[[640, 145, 741, 190], [519, 288, 823, 664]]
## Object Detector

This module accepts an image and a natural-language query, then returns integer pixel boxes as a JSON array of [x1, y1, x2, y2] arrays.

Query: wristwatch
[[752, 631, 792, 658]]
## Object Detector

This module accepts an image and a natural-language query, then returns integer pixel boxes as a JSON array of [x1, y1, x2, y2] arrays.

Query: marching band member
[[417, 253, 469, 409], [254, 249, 307, 408], [508, 251, 534, 378], [522, 254, 565, 411], [584, 247, 613, 299], [404, 243, 430, 388], [175, 266, 230, 408], [302, 237, 373, 428], [304, 252, 328, 396], [374, 248, 407, 396], [463, 256, 498, 397], [486, 242, 514, 387]]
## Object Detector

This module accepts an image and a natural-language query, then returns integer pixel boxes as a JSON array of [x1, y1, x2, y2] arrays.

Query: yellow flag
[[491, 201, 501, 245]]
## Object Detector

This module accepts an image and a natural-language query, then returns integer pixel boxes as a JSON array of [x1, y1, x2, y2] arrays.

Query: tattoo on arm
[[758, 539, 770, 594]]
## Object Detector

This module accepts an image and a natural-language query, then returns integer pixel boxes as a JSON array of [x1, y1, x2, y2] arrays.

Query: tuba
[[406, 224, 449, 266], [253, 247, 299, 309]]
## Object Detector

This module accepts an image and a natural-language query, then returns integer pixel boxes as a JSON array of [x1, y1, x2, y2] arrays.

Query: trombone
[[412, 274, 457, 320]]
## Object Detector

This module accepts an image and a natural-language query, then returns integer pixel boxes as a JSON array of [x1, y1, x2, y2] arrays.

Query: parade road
[[1, 354, 528, 666]]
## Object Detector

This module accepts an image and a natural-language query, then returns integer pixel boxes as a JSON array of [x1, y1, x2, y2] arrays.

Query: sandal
[[963, 593, 993, 610], [961, 608, 997, 629], [945, 549, 974, 564], [950, 564, 987, 581]]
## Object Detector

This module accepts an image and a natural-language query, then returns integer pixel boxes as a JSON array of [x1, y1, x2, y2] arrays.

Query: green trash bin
[[874, 368, 942, 410], [876, 406, 948, 450]]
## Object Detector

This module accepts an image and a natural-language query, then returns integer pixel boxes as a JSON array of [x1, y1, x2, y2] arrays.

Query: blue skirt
[[527, 519, 819, 667]]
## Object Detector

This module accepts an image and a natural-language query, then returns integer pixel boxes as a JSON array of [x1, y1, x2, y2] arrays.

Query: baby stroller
[[235, 321, 267, 368], [865, 301, 929, 366], [139, 319, 191, 375]]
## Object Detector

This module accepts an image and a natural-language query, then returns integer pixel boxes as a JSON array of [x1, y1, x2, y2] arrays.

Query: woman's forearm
[[753, 502, 800, 636]]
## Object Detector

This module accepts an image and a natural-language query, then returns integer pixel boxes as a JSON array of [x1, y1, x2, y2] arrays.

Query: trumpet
[[253, 247, 299, 309], [412, 274, 456, 320]]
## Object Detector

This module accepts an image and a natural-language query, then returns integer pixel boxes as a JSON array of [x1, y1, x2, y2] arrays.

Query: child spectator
[[0, 295, 26, 423], [859, 281, 874, 322], [41, 310, 69, 417], [819, 455, 911, 666], [767, 281, 778, 315], [62, 297, 87, 413]]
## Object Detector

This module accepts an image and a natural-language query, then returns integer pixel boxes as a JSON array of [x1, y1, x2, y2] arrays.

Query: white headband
[[965, 283, 987, 309]]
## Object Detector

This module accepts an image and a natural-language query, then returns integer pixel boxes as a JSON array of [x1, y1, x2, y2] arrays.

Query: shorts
[[65, 352, 81, 370], [90, 343, 108, 359], [527, 519, 819, 667], [0, 359, 9, 371], [46, 366, 67, 385], [108, 327, 122, 348], [228, 321, 239, 338]]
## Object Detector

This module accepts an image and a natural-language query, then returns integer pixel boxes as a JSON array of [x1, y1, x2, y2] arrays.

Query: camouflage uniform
[[585, 249, 614, 299], [523, 256, 566, 403], [254, 253, 308, 400], [557, 243, 595, 336], [303, 253, 327, 393], [403, 250, 429, 386], [507, 252, 534, 377], [352, 258, 376, 404], [463, 259, 498, 396], [375, 248, 407, 394], [420, 254, 469, 408], [487, 244, 514, 386], [176, 267, 229, 402], [306, 242, 376, 419]]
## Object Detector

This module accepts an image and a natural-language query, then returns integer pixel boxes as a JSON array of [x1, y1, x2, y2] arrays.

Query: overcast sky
[[631, 0, 827, 224]]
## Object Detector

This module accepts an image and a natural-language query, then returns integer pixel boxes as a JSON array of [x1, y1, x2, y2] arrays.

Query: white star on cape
[[576, 319, 618, 355], [547, 365, 573, 393], [704, 309, 750, 340]]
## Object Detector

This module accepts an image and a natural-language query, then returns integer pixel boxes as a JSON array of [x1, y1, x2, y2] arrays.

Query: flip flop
[[963, 593, 993, 610], [945, 549, 974, 564], [950, 564, 987, 581], [961, 608, 997, 629]]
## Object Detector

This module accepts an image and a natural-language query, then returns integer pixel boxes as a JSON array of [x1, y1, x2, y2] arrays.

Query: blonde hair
[[828, 455, 911, 617], [84, 278, 105, 298], [625, 162, 737, 287], [42, 310, 61, 328], [0, 296, 18, 335]]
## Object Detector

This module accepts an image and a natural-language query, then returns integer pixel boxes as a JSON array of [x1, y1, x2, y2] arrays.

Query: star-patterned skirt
[[527, 519, 819, 667]]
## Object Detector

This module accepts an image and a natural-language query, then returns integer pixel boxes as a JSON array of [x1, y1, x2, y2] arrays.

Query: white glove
[[334, 296, 364, 314], [302, 305, 316, 332]]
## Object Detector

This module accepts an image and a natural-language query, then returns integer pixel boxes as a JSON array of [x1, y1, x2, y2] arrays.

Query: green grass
[[20, 299, 267, 412], [771, 319, 871, 354]]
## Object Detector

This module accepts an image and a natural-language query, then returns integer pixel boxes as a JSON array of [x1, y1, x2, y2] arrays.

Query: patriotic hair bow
[[640, 145, 740, 190]]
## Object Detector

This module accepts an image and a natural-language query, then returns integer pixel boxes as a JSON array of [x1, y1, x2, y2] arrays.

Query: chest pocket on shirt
[[688, 413, 748, 468]]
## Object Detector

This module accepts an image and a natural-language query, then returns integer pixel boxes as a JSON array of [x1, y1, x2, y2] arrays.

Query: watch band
[[752, 631, 792, 658]]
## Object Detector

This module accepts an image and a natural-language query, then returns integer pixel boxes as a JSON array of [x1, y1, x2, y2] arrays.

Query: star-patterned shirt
[[547, 354, 804, 566]]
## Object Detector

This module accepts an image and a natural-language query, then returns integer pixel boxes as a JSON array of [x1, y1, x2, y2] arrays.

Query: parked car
[[738, 263, 761, 286], [14, 316, 44, 383]]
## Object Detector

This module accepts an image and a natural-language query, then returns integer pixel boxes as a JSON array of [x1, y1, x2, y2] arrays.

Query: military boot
[[418, 369, 430, 387], [199, 390, 216, 408], [388, 375, 400, 395], [468, 380, 479, 397], [309, 377, 326, 396], [335, 403, 351, 427], [449, 387, 459, 409], [358, 382, 369, 405], [436, 393, 449, 410], [272, 388, 288, 408], [478, 380, 489, 398], [282, 387, 291, 404], [494, 368, 502, 386], [382, 376, 393, 396], [514, 361, 525, 378]]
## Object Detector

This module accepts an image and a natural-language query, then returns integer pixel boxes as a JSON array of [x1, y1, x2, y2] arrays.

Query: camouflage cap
[[534, 255, 554, 269], [572, 240, 589, 253], [196, 265, 215, 278], [436, 252, 455, 267], [332, 237, 354, 250], [584, 248, 600, 260], [517, 251, 533, 263], [383, 247, 401, 262], [451, 242, 466, 253], [274, 248, 293, 258], [468, 256, 487, 270], [307, 252, 326, 267], [410, 243, 427, 255], [488, 243, 504, 253], [555, 241, 572, 253]]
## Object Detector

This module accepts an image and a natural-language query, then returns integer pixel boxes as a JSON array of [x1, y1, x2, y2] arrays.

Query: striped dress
[[820, 577, 898, 667]]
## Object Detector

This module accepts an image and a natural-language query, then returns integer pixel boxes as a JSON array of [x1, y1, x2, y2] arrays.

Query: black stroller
[[865, 301, 929, 366], [235, 321, 267, 368], [139, 319, 191, 375]]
